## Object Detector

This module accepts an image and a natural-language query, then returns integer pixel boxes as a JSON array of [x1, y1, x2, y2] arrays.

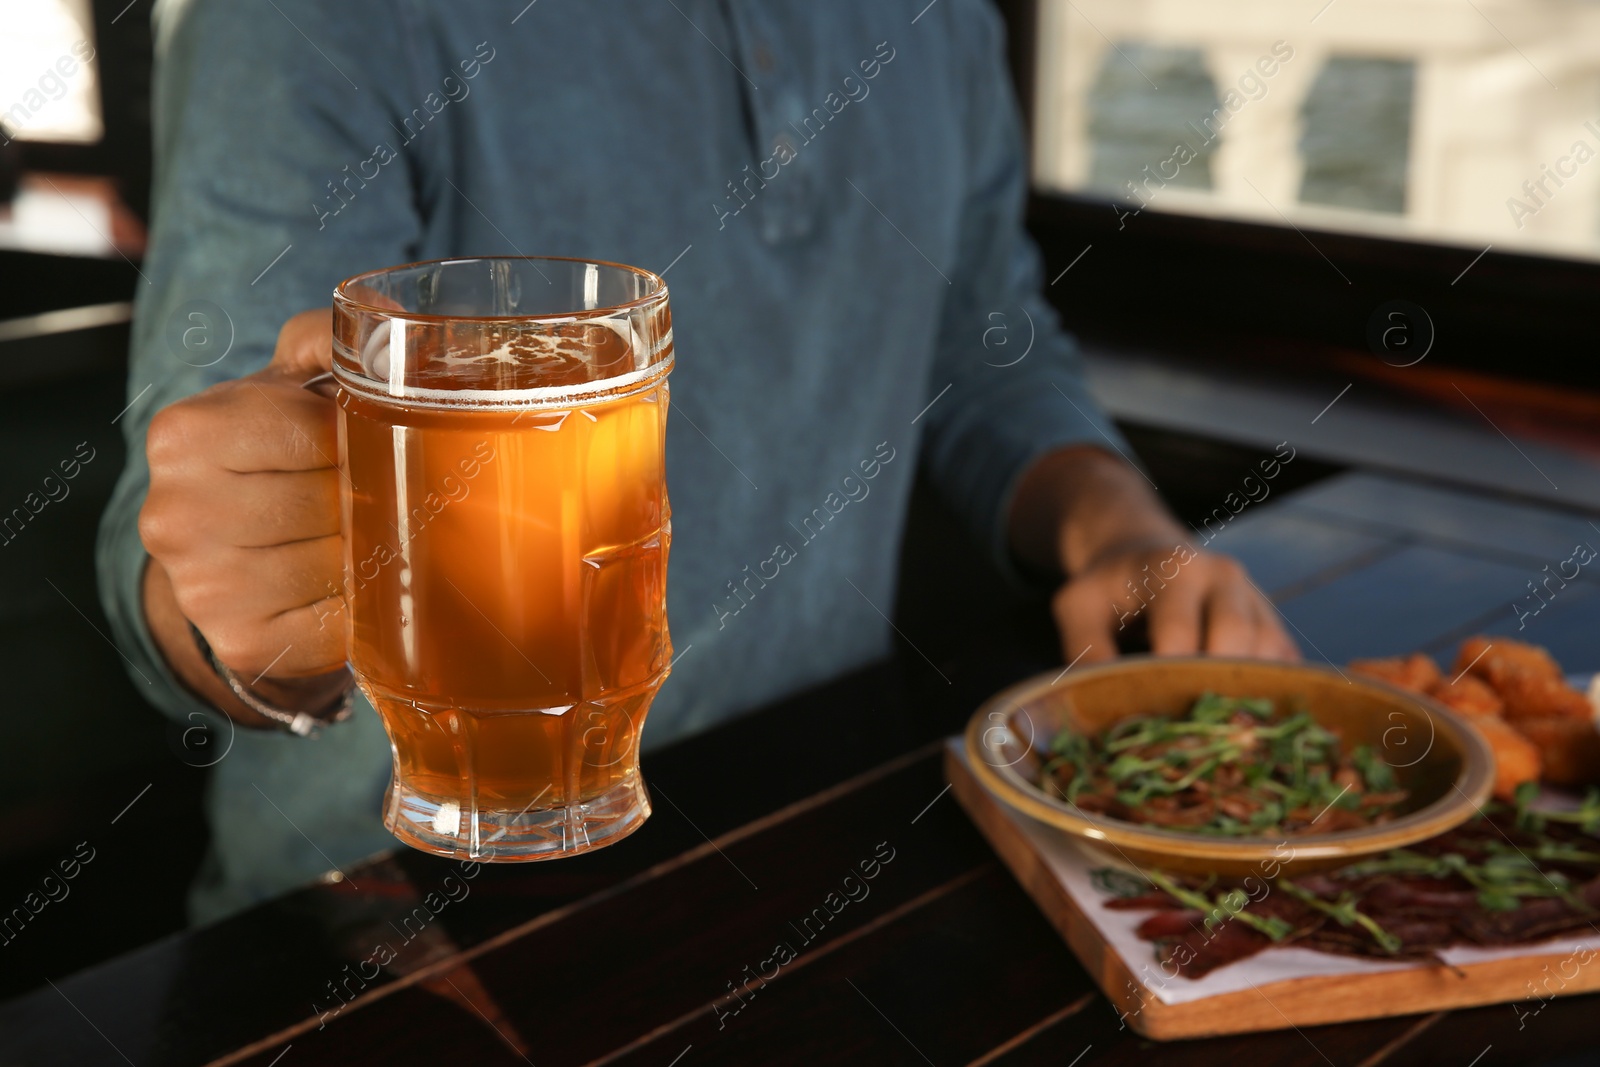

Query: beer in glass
[[331, 257, 673, 860]]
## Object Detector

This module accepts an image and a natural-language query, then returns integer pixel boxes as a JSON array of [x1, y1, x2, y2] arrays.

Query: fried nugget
[[1492, 672, 1592, 722], [1425, 674, 1504, 718], [1349, 653, 1442, 693], [1510, 716, 1600, 788], [1455, 635, 1563, 686], [1467, 714, 1543, 802], [1454, 636, 1591, 721]]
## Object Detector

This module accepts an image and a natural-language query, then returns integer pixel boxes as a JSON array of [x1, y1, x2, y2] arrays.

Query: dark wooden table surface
[[3, 470, 1598, 1067]]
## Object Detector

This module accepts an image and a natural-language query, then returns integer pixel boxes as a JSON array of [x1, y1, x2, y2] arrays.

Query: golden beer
[[332, 258, 673, 859]]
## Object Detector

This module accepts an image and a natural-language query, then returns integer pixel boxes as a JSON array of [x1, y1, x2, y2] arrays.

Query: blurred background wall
[[0, 0, 206, 998]]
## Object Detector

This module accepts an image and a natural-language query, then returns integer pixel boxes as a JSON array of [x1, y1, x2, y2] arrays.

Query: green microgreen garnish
[[1514, 783, 1600, 835], [1278, 879, 1402, 954], [1339, 846, 1590, 913], [1038, 693, 1409, 838], [1144, 870, 1294, 941]]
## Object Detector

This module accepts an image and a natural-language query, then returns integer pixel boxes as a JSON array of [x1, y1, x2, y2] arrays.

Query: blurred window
[[1033, 0, 1600, 262], [0, 0, 102, 145]]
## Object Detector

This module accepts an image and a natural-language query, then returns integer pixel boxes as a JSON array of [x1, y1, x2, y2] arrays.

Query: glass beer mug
[[331, 257, 673, 860]]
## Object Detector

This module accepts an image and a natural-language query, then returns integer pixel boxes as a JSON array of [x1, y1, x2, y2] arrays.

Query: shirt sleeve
[[95, 0, 428, 724], [916, 0, 1136, 583]]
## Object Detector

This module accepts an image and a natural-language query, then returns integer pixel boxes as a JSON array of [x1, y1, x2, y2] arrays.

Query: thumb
[[266, 307, 334, 379]]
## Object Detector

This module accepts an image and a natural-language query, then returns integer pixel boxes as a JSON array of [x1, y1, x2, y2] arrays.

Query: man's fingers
[[142, 468, 339, 555], [267, 308, 335, 379], [222, 469, 342, 547], [240, 380, 340, 471], [1254, 598, 1302, 661], [206, 598, 346, 679], [1053, 577, 1119, 666], [170, 536, 342, 622], [1050, 548, 1298, 668], [147, 378, 336, 476], [1146, 573, 1206, 656], [1201, 575, 1260, 656]]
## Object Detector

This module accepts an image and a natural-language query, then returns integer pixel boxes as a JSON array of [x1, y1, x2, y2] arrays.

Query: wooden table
[[3, 470, 1597, 1066]]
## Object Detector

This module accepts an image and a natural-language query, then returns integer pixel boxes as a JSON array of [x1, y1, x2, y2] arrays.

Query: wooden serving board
[[945, 739, 1600, 1041]]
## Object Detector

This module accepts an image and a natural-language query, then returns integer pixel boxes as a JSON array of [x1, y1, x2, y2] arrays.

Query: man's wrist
[[187, 622, 352, 736], [1009, 445, 1188, 578], [250, 672, 355, 715], [141, 556, 350, 731]]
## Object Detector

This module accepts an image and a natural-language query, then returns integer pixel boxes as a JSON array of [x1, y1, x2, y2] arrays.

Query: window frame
[[996, 0, 1600, 389]]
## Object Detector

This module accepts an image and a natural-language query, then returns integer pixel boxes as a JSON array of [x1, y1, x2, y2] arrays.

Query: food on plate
[[1093, 639, 1600, 980], [1512, 716, 1600, 787], [1348, 637, 1597, 800], [1101, 792, 1600, 979], [1423, 674, 1503, 718], [1467, 715, 1542, 800], [1349, 652, 1441, 692], [1454, 636, 1592, 721], [1352, 652, 1508, 717], [1486, 671, 1593, 723], [1038, 693, 1409, 837]]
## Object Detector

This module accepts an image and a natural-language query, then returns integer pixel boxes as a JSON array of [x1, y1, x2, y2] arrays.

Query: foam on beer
[[339, 319, 671, 412]]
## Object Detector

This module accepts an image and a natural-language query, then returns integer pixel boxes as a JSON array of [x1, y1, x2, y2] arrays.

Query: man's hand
[[1052, 540, 1299, 666], [1008, 445, 1298, 668], [139, 309, 349, 726]]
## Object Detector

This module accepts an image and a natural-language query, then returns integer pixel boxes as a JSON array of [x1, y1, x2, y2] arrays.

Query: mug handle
[[302, 370, 338, 398]]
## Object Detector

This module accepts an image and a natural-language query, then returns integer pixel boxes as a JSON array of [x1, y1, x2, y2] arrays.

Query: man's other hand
[[1008, 445, 1299, 671], [1052, 540, 1299, 666]]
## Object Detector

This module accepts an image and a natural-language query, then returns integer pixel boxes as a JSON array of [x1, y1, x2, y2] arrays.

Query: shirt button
[[754, 43, 775, 72]]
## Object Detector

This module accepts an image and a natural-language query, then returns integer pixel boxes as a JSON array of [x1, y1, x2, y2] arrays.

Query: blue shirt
[[98, 0, 1126, 922]]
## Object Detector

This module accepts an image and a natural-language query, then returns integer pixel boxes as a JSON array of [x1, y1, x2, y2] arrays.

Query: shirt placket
[[718, 3, 818, 244]]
